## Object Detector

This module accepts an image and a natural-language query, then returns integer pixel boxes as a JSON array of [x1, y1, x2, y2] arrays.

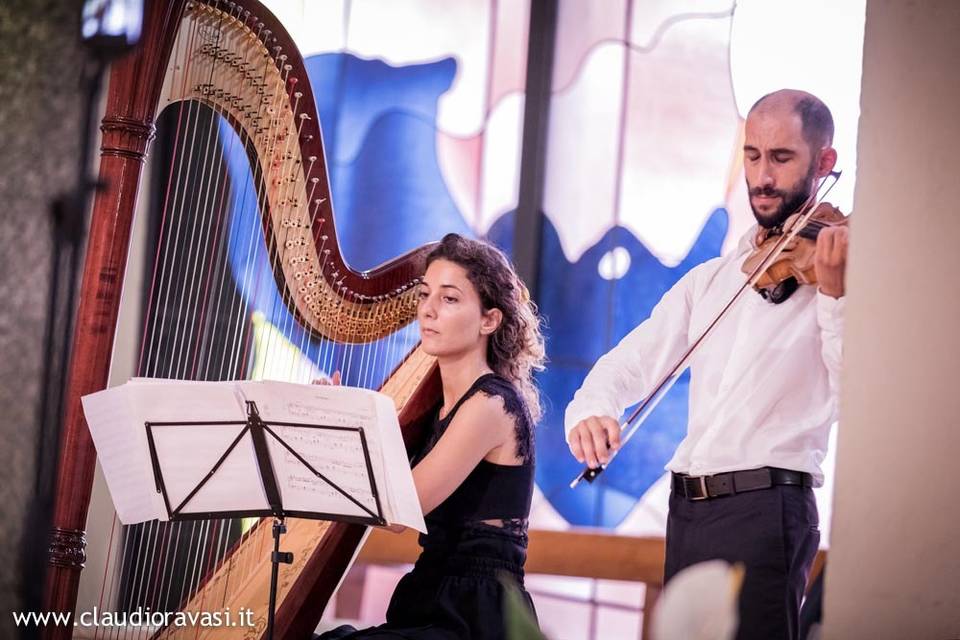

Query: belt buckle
[[690, 475, 709, 501]]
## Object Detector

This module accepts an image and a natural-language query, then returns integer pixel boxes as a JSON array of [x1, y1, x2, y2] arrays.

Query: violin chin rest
[[756, 276, 800, 304]]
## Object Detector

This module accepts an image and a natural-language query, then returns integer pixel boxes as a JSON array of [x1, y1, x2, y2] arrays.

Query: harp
[[43, 1, 440, 637]]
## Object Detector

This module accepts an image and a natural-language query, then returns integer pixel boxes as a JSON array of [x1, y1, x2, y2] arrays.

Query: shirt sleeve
[[563, 264, 703, 440], [816, 291, 845, 399]]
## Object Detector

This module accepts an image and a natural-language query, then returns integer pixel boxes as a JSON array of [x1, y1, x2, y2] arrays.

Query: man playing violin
[[565, 89, 849, 640]]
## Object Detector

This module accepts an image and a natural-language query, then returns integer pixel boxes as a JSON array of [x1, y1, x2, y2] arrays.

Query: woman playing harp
[[319, 234, 544, 640]]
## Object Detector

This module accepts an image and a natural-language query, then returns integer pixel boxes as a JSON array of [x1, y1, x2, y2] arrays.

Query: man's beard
[[748, 163, 817, 229]]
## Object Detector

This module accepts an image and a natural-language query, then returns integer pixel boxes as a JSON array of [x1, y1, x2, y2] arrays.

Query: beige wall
[[824, 1, 960, 638]]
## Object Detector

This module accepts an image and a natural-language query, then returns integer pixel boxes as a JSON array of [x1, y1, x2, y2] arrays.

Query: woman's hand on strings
[[311, 371, 342, 386]]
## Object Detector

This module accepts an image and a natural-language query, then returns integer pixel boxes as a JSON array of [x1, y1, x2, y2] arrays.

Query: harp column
[[42, 115, 155, 631]]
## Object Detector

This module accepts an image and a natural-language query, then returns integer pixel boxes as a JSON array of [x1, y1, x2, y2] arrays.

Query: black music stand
[[145, 400, 386, 640]]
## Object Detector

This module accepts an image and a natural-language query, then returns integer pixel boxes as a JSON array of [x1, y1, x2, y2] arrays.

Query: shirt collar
[[737, 223, 762, 254]]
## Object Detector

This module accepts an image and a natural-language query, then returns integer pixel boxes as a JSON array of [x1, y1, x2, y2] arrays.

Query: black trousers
[[664, 483, 820, 640]]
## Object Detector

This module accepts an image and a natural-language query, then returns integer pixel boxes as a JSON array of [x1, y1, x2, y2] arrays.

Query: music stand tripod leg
[[267, 516, 294, 640]]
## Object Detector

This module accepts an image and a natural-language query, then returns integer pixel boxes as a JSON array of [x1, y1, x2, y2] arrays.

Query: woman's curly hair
[[425, 234, 546, 421]]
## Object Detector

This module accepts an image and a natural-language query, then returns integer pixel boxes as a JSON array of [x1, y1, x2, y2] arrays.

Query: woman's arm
[[412, 393, 514, 516]]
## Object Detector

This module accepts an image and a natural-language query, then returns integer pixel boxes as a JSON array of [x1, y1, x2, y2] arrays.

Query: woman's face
[[417, 259, 501, 358]]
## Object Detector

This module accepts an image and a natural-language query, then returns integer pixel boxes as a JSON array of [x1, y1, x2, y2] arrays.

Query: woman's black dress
[[318, 373, 538, 640]]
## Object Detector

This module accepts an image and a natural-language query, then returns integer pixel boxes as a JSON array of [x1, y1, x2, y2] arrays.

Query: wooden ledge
[[358, 528, 826, 587]]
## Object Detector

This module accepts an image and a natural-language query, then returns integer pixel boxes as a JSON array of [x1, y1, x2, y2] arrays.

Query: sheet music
[[239, 381, 425, 532], [82, 378, 425, 532], [82, 386, 164, 524], [369, 391, 426, 532]]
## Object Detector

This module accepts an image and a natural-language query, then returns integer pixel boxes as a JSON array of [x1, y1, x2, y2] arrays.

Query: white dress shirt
[[564, 226, 844, 486]]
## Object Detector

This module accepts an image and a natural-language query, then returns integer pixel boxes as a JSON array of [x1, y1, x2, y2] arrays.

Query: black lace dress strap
[[418, 372, 535, 466]]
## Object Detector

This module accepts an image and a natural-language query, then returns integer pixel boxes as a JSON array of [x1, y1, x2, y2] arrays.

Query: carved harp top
[[45, 1, 440, 638]]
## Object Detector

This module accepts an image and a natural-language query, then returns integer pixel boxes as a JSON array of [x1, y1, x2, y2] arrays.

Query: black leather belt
[[672, 467, 812, 501]]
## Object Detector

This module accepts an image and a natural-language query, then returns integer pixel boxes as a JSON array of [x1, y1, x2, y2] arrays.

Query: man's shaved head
[[749, 89, 834, 153], [742, 89, 837, 228]]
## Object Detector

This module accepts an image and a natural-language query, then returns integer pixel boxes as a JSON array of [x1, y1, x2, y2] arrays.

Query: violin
[[741, 202, 849, 304]]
